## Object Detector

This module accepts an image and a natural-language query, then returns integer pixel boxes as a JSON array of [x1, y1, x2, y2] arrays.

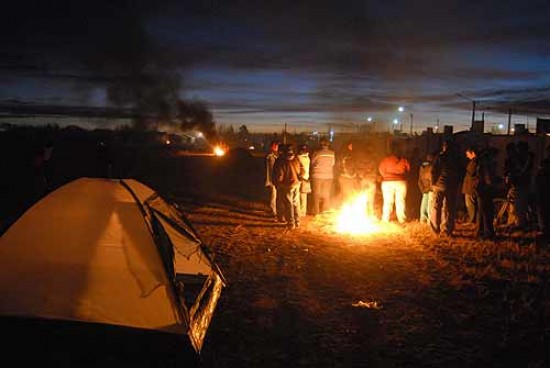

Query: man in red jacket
[[378, 142, 410, 223]]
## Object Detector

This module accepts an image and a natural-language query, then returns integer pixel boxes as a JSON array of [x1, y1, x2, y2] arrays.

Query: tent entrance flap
[[184, 273, 224, 352]]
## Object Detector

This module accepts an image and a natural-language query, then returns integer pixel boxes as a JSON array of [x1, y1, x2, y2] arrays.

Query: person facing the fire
[[310, 137, 336, 216], [503, 141, 534, 233], [463, 146, 496, 240], [462, 146, 479, 226], [297, 144, 311, 217], [378, 140, 410, 224], [273, 144, 304, 230], [337, 140, 357, 206], [430, 139, 461, 237], [418, 152, 435, 224], [264, 140, 280, 221], [536, 144, 550, 245], [355, 144, 378, 218]]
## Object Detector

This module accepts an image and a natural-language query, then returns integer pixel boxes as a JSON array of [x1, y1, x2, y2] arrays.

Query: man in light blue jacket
[[310, 137, 335, 216]]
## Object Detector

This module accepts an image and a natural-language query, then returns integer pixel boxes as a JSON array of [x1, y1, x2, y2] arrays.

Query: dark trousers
[[474, 188, 495, 238], [537, 182, 550, 239], [430, 186, 458, 235], [464, 193, 477, 224]]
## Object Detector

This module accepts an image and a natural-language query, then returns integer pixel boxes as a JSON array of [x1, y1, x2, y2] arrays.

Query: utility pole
[[471, 100, 476, 128], [409, 113, 413, 135], [456, 93, 476, 129], [507, 109, 512, 135]]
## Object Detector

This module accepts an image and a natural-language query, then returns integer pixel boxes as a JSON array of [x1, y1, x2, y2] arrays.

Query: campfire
[[335, 192, 403, 236]]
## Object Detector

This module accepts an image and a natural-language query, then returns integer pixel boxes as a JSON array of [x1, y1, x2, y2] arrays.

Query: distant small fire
[[213, 145, 226, 156], [335, 192, 402, 236]]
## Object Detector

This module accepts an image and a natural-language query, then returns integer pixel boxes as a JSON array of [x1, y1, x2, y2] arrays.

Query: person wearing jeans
[[418, 153, 435, 223]]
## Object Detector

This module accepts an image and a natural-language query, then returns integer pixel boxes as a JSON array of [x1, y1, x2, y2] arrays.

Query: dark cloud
[[2, 0, 550, 130], [1, 0, 181, 118]]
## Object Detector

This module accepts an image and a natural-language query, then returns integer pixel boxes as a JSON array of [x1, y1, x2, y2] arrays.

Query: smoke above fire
[[1, 0, 217, 136]]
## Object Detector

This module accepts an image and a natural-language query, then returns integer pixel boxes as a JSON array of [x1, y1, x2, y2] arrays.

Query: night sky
[[1, 0, 550, 133]]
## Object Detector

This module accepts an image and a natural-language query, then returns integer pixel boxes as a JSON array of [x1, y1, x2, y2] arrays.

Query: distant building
[[471, 120, 484, 134], [537, 118, 550, 134], [514, 124, 528, 135]]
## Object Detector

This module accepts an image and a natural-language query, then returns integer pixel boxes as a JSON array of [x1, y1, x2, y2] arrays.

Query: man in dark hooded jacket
[[430, 139, 461, 237], [273, 144, 304, 230]]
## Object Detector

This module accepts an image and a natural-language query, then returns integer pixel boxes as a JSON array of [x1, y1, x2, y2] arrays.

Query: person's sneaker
[[288, 223, 297, 230]]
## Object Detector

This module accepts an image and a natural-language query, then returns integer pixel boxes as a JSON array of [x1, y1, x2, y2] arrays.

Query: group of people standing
[[265, 137, 412, 230], [265, 136, 550, 243], [416, 138, 549, 242], [264, 138, 335, 230]]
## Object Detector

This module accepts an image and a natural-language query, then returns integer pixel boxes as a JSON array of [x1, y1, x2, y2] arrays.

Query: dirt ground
[[2, 140, 550, 367], [134, 152, 549, 368]]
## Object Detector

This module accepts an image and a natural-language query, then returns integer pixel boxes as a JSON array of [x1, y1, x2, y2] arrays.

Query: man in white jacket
[[310, 137, 335, 216], [297, 144, 311, 217], [265, 141, 280, 220]]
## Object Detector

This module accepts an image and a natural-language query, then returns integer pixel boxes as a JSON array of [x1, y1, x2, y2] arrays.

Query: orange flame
[[213, 145, 226, 156], [335, 192, 403, 236]]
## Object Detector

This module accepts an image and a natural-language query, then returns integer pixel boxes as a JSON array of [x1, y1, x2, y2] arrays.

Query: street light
[[397, 106, 413, 135], [392, 118, 399, 134], [365, 116, 376, 133]]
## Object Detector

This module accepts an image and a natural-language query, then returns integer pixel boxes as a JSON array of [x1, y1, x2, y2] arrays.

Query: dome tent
[[0, 177, 225, 366]]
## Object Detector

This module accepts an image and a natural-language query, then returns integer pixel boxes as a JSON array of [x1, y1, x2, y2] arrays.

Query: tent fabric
[[0, 177, 224, 351]]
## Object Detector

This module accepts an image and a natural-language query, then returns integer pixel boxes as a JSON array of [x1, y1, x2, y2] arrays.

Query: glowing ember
[[213, 145, 226, 156], [335, 192, 402, 235]]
